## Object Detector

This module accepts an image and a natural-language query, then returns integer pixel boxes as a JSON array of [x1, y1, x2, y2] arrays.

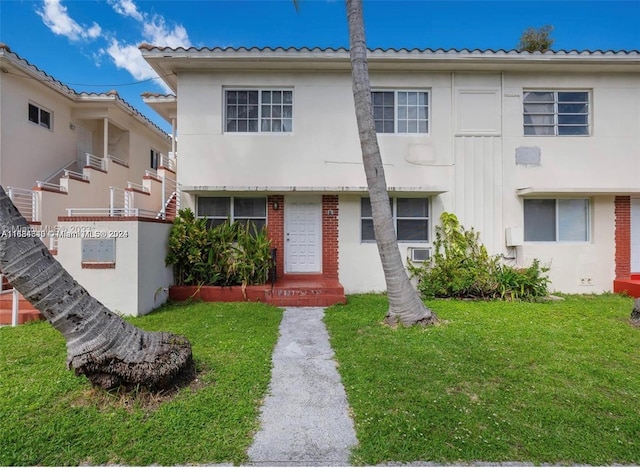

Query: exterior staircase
[[0, 278, 44, 325], [2, 153, 179, 326]]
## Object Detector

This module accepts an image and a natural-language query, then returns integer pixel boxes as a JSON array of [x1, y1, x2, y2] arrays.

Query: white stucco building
[[0, 44, 176, 320], [141, 45, 640, 296]]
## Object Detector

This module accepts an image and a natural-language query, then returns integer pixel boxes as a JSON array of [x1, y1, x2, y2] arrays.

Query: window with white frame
[[225, 90, 292, 133], [28, 103, 52, 130], [361, 197, 429, 242], [372, 91, 429, 134], [523, 199, 590, 242], [523, 91, 590, 136], [197, 196, 267, 231]]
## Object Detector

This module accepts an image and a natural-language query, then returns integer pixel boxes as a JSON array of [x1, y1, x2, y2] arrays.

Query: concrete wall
[[55, 218, 173, 316], [0, 66, 77, 189], [176, 70, 451, 191], [175, 65, 640, 295]]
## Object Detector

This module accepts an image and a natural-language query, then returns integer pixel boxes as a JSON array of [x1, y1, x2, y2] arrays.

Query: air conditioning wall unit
[[408, 247, 431, 263], [505, 227, 524, 247]]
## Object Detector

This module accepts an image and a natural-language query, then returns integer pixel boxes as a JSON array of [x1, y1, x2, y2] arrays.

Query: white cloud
[[102, 1, 190, 90], [104, 39, 172, 93], [105, 39, 156, 81], [143, 16, 192, 48], [37, 0, 101, 42], [109, 0, 143, 21]]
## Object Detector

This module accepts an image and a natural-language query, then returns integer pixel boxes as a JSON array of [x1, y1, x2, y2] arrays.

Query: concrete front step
[[266, 280, 346, 307]]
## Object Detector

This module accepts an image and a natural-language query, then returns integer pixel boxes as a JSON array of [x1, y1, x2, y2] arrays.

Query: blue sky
[[1, 0, 639, 134]]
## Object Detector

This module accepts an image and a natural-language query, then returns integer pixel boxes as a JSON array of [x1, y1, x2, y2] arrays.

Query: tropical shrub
[[166, 208, 271, 286], [409, 212, 549, 300]]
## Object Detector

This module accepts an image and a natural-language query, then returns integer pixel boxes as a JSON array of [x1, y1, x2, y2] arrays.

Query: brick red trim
[[322, 195, 339, 279], [266, 195, 285, 279], [84, 166, 107, 174], [32, 186, 67, 194], [615, 196, 631, 279], [82, 262, 115, 269], [143, 174, 163, 183], [66, 174, 90, 183], [266, 194, 340, 280], [125, 187, 150, 196]]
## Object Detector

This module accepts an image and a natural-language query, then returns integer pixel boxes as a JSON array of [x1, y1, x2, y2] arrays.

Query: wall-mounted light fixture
[[272, 201, 280, 210]]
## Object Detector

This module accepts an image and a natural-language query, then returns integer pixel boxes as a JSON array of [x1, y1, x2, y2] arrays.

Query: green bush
[[410, 212, 549, 300], [166, 208, 271, 286]]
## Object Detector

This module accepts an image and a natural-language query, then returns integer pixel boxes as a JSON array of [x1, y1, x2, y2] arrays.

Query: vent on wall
[[408, 247, 431, 263]]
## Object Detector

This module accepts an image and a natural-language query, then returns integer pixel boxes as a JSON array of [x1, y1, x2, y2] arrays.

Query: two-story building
[[139, 45, 640, 297], [0, 44, 177, 322]]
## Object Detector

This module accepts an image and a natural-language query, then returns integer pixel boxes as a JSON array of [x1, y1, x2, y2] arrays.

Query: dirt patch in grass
[[71, 362, 211, 413]]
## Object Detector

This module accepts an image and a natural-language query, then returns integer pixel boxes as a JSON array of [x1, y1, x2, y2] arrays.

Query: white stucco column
[[103, 118, 109, 158], [171, 117, 177, 156]]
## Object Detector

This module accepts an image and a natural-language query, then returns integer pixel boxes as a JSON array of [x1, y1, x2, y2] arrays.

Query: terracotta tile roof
[[0, 44, 169, 139]]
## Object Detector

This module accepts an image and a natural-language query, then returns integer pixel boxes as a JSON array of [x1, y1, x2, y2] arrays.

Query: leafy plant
[[409, 212, 549, 300], [166, 208, 272, 286], [517, 24, 554, 52]]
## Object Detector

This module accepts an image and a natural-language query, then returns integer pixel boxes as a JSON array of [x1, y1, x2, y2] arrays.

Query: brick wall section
[[615, 196, 631, 279], [322, 195, 339, 279], [267, 195, 285, 279]]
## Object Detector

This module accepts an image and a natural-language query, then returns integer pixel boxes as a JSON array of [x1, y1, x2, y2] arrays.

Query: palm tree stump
[[0, 186, 193, 390]]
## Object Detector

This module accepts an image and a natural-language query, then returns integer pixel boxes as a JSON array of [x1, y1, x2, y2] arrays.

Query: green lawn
[[324, 294, 640, 466], [0, 302, 282, 466]]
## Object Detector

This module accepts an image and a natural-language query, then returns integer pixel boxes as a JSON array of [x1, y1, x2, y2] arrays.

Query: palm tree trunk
[[346, 0, 438, 326], [0, 186, 193, 390]]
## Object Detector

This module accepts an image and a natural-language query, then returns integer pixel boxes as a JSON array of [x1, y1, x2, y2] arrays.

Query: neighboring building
[[140, 45, 640, 296], [0, 44, 177, 322]]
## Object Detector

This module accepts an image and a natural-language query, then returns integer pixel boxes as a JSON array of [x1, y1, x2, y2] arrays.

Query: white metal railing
[[110, 186, 141, 216], [36, 180, 66, 192], [65, 207, 158, 217], [49, 237, 58, 253], [144, 169, 158, 179], [107, 154, 128, 167], [110, 187, 125, 216], [63, 169, 88, 181], [7, 187, 38, 222], [41, 159, 77, 184], [160, 153, 176, 172], [127, 181, 150, 193], [158, 175, 181, 220], [85, 153, 107, 171]]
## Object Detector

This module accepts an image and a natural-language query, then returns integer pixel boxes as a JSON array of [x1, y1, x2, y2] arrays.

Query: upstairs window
[[150, 149, 161, 170], [361, 197, 429, 242], [197, 196, 267, 231], [524, 198, 590, 242], [28, 103, 52, 130], [372, 90, 429, 134], [225, 90, 292, 133], [523, 91, 590, 136]]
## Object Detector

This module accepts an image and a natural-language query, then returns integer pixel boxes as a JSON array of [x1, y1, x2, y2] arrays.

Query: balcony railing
[[85, 153, 107, 171], [7, 187, 38, 222]]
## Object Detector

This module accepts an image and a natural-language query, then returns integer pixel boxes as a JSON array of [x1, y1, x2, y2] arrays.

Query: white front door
[[284, 196, 322, 273], [631, 198, 640, 272]]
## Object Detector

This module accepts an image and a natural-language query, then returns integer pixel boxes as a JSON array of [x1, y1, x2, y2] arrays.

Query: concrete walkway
[[248, 307, 358, 466]]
